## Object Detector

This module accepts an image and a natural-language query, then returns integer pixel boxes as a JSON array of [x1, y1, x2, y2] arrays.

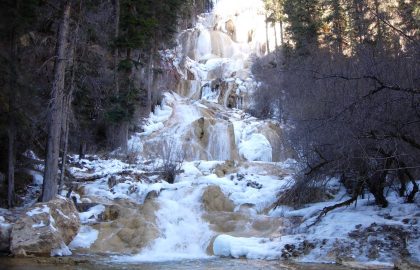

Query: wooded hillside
[[0, 0, 213, 205], [253, 0, 419, 209]]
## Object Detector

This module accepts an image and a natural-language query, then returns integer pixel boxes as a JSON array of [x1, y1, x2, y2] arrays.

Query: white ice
[[69, 225, 99, 249]]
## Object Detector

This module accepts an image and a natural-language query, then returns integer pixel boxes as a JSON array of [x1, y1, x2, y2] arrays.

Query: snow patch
[[32, 221, 47, 228], [69, 225, 99, 249], [238, 133, 272, 162], [26, 205, 50, 217], [51, 242, 72, 257], [79, 204, 105, 224], [213, 234, 280, 260]]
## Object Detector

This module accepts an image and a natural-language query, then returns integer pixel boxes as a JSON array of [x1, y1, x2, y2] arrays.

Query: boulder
[[202, 185, 234, 212], [10, 196, 80, 257]]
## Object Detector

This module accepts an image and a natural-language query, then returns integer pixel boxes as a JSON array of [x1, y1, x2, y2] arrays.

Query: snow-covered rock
[[213, 234, 280, 259], [10, 196, 80, 257]]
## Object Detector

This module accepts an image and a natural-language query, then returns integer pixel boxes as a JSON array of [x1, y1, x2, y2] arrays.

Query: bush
[[153, 138, 184, 184], [276, 175, 332, 208]]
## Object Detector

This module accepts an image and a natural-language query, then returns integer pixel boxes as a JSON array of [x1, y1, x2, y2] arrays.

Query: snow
[[59, 0, 420, 265], [79, 204, 105, 224], [26, 205, 50, 217], [232, 119, 273, 162], [201, 84, 219, 102], [197, 29, 212, 60], [140, 94, 174, 136], [69, 225, 99, 249], [238, 133, 272, 162], [67, 157, 129, 179], [0, 215, 11, 229], [49, 214, 58, 232], [56, 209, 70, 220], [51, 242, 72, 257], [213, 234, 280, 259], [27, 170, 43, 185], [70, 151, 420, 265], [32, 221, 47, 228]]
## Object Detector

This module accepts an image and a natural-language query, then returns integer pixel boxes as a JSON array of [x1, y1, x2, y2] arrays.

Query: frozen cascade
[[197, 29, 212, 60], [65, 1, 420, 265], [121, 0, 289, 261], [207, 122, 233, 161], [115, 185, 214, 262]]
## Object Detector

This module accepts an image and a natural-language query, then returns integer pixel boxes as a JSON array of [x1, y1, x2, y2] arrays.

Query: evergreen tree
[[0, 0, 39, 207], [283, 0, 321, 53]]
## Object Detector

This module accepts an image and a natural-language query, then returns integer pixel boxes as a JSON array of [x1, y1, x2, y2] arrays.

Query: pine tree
[[283, 0, 321, 53]]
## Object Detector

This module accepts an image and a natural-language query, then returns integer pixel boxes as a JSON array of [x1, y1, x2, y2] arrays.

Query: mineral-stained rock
[[10, 196, 80, 257], [202, 185, 234, 212], [88, 199, 159, 254], [214, 160, 235, 178]]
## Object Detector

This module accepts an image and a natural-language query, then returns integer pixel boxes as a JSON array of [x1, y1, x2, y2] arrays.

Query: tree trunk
[[7, 125, 15, 208], [273, 22, 278, 49], [7, 12, 18, 208], [147, 50, 154, 113], [373, 0, 383, 48], [59, 0, 82, 194], [332, 0, 343, 54], [79, 140, 86, 160], [114, 0, 120, 94], [42, 1, 71, 202], [265, 14, 270, 54], [120, 121, 128, 153], [58, 96, 70, 194], [367, 173, 388, 208], [279, 20, 284, 45]]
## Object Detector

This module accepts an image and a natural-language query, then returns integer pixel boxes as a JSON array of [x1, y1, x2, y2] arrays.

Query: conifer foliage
[[0, 0, 191, 204]]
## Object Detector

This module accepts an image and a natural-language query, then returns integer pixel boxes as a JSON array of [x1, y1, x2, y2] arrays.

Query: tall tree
[[42, 1, 72, 202], [283, 0, 321, 53], [264, 0, 285, 47]]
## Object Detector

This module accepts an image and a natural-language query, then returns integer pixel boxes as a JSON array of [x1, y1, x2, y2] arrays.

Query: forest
[[252, 0, 419, 212], [0, 0, 211, 206]]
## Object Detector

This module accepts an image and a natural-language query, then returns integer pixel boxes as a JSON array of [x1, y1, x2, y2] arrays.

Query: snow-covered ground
[[64, 0, 419, 264], [2, 0, 418, 268], [65, 155, 419, 266]]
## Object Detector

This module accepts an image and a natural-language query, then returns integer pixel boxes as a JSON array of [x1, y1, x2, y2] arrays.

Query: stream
[[1, 257, 392, 270]]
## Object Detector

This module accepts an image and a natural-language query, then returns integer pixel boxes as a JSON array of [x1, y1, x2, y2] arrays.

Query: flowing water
[[117, 0, 292, 262], [0, 257, 378, 270], [0, 1, 409, 269], [2, 1, 394, 269]]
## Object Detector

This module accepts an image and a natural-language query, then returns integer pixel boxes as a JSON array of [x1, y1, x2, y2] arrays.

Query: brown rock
[[202, 185, 234, 212], [214, 160, 235, 178], [89, 199, 159, 254], [225, 19, 236, 39], [101, 205, 119, 222], [10, 196, 80, 257]]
